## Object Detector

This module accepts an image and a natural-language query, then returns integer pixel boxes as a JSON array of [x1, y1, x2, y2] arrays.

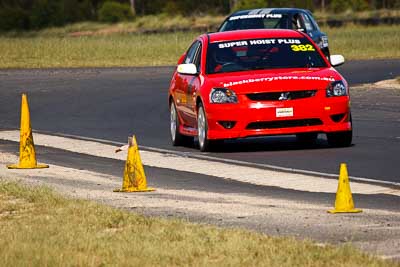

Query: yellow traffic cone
[[7, 94, 48, 169], [114, 135, 155, 192], [328, 163, 362, 213]]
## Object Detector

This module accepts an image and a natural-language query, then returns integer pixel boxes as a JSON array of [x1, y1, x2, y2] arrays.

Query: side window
[[184, 41, 200, 64], [193, 43, 202, 71], [308, 14, 321, 31], [292, 14, 304, 30], [302, 13, 315, 32]]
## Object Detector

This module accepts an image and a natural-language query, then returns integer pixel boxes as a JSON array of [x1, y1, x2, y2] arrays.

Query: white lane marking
[[0, 130, 399, 195], [32, 129, 400, 188]]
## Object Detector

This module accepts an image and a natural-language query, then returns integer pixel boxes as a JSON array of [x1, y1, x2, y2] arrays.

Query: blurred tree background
[[0, 0, 399, 30]]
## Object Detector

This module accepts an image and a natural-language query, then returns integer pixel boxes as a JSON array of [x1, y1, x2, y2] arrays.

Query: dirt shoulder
[[1, 147, 399, 261], [353, 79, 400, 90]]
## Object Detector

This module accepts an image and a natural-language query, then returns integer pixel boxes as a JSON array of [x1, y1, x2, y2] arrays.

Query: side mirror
[[330, 55, 345, 67], [177, 63, 198, 75]]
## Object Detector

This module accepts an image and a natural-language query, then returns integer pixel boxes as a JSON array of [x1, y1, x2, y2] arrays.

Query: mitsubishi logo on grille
[[279, 92, 290, 101]]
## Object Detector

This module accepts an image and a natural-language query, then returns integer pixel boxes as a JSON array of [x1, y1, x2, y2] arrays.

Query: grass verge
[[0, 24, 399, 69], [0, 181, 397, 266], [324, 25, 400, 60], [314, 9, 400, 21], [0, 32, 199, 68]]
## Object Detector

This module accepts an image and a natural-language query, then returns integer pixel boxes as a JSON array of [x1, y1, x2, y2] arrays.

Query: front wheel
[[296, 132, 318, 144], [197, 104, 210, 152], [327, 113, 353, 147], [327, 131, 352, 147], [170, 101, 193, 146], [197, 103, 223, 152]]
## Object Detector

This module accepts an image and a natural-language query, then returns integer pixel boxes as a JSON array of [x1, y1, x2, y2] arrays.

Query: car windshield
[[206, 37, 327, 74], [219, 14, 290, 31]]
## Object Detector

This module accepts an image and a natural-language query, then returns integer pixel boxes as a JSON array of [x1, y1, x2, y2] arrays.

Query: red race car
[[168, 29, 352, 152]]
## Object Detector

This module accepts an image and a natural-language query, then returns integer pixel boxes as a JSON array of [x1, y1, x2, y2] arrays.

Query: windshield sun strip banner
[[222, 76, 335, 88], [215, 38, 303, 49], [229, 13, 283, 21]]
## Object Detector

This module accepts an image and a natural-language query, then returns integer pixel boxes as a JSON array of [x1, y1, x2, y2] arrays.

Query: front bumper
[[205, 92, 351, 140]]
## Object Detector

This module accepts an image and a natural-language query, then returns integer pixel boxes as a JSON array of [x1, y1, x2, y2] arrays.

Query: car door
[[175, 40, 202, 127]]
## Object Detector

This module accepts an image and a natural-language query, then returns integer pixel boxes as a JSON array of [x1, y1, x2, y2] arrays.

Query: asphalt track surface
[[0, 59, 399, 184]]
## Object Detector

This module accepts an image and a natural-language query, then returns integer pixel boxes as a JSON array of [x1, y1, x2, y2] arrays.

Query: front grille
[[246, 119, 323, 130], [247, 90, 317, 101]]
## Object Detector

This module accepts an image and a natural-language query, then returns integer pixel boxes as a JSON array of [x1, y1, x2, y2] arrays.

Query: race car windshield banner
[[206, 38, 327, 74]]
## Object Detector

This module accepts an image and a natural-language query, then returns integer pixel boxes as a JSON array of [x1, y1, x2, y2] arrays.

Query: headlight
[[326, 81, 347, 97], [210, 88, 238, 104]]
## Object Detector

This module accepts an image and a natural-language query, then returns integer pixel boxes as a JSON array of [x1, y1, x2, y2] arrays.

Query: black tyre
[[327, 131, 352, 147], [170, 101, 193, 146], [197, 104, 211, 152], [327, 113, 353, 147], [296, 132, 318, 144], [197, 103, 223, 152]]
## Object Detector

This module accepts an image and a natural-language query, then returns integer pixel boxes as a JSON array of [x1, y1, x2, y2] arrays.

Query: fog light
[[330, 113, 346, 122], [218, 121, 236, 129]]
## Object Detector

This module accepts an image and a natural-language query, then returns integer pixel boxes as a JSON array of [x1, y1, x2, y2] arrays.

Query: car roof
[[230, 8, 311, 16], [207, 29, 305, 43]]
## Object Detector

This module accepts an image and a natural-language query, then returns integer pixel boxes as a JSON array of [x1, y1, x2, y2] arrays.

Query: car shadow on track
[[187, 134, 354, 153]]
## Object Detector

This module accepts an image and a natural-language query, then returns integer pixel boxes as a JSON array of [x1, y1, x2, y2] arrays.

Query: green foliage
[[232, 0, 314, 11], [350, 0, 370, 11], [98, 1, 134, 23], [0, 7, 29, 31], [0, 0, 399, 31], [291, 0, 314, 10], [330, 0, 351, 13], [233, 0, 266, 11], [163, 1, 182, 15], [135, 0, 166, 15], [0, 0, 96, 30], [162, 0, 230, 15], [29, 0, 63, 29]]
